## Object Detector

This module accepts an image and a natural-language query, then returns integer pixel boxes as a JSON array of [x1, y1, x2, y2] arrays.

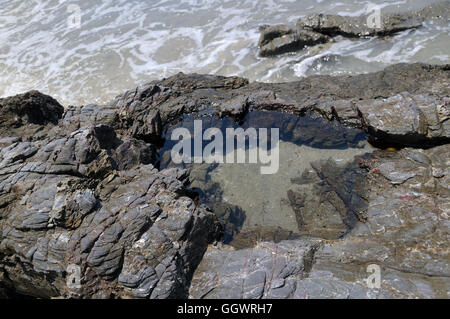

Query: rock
[[231, 226, 302, 250], [0, 91, 64, 140], [105, 63, 449, 148], [0, 91, 221, 298], [217, 95, 249, 118], [0, 63, 449, 299], [112, 138, 157, 171], [110, 73, 249, 143], [356, 92, 450, 146], [49, 187, 98, 229], [296, 13, 421, 38], [188, 164, 246, 244], [0, 160, 221, 298], [258, 2, 450, 56], [0, 90, 64, 127], [189, 240, 323, 299], [258, 25, 330, 57], [258, 25, 293, 46]]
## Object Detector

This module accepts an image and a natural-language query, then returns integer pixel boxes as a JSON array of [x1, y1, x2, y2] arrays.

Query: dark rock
[[258, 25, 330, 57], [296, 13, 421, 38], [258, 2, 450, 56], [0, 63, 449, 299], [281, 156, 370, 240], [0, 90, 64, 127], [217, 95, 249, 118]]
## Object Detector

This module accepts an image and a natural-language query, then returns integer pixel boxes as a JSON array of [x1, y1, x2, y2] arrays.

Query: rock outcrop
[[0, 92, 221, 299], [0, 63, 449, 298], [258, 1, 450, 56], [109, 63, 449, 147], [259, 25, 330, 57]]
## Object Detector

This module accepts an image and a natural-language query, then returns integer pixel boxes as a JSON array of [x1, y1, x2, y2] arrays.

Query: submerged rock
[[258, 25, 330, 57], [258, 1, 450, 56]]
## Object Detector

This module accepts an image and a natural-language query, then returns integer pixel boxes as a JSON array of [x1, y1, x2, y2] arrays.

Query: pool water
[[159, 110, 374, 248]]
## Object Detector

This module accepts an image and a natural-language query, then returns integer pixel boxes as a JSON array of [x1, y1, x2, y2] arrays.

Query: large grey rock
[[0, 91, 221, 298], [296, 12, 421, 37], [258, 1, 450, 56], [0, 159, 221, 298], [0, 63, 449, 299], [0, 91, 64, 141], [258, 25, 330, 57]]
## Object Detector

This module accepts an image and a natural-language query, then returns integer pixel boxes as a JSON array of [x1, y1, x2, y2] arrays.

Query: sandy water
[[207, 141, 373, 233]]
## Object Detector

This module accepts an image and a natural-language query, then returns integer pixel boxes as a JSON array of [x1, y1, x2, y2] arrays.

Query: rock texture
[[0, 92, 221, 299], [249, 63, 450, 147], [259, 25, 330, 57], [0, 62, 449, 298], [108, 63, 449, 147], [258, 2, 450, 56], [356, 93, 450, 146]]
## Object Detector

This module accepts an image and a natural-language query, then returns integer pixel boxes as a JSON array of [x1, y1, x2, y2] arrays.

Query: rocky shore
[[0, 63, 449, 298], [258, 1, 450, 56]]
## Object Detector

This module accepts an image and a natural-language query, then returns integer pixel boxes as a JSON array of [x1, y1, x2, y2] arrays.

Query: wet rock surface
[[258, 2, 450, 56], [258, 25, 330, 57], [288, 156, 370, 239], [0, 62, 449, 298]]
